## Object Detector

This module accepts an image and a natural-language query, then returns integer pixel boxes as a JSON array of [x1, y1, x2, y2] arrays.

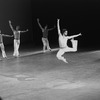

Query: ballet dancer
[[57, 19, 82, 63], [0, 30, 13, 58], [37, 18, 55, 53], [9, 20, 28, 57]]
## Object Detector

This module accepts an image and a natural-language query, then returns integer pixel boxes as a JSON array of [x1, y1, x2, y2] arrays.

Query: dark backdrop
[[0, 0, 33, 46], [0, 0, 100, 50]]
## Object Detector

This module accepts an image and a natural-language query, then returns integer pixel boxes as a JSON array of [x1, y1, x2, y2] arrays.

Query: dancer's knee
[[71, 48, 77, 52], [56, 50, 64, 58], [43, 43, 46, 47], [56, 53, 60, 59], [56, 52, 62, 59]]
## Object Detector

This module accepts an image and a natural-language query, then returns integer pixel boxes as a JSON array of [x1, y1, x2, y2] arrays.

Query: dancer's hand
[[9, 20, 11, 23], [79, 33, 82, 36], [37, 18, 39, 22], [26, 29, 28, 31]]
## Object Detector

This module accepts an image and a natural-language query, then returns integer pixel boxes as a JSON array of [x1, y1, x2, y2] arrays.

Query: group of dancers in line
[[0, 20, 28, 59], [0, 19, 82, 63]]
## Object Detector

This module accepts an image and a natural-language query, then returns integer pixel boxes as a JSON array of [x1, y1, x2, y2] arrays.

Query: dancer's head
[[62, 29, 68, 36], [16, 26, 20, 31], [44, 25, 48, 30]]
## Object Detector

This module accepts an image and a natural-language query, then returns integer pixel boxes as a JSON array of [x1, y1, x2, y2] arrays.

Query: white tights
[[56, 39, 78, 63], [13, 39, 20, 57], [42, 38, 51, 52], [0, 43, 7, 58]]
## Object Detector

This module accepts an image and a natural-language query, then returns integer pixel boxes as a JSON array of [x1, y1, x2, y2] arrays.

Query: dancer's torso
[[14, 31, 20, 40], [42, 29, 48, 38], [59, 35, 68, 48]]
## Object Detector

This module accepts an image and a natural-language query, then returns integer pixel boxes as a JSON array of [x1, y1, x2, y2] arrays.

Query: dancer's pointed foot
[[63, 59, 68, 63], [57, 57, 68, 63], [3, 56, 7, 59]]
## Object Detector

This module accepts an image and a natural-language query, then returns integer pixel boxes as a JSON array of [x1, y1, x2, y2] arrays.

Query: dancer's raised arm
[[37, 18, 44, 32], [9, 20, 15, 32], [57, 19, 62, 36]]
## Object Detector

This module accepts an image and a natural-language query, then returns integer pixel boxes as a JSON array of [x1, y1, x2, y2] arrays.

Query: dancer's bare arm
[[2, 34, 13, 37], [48, 26, 56, 31], [37, 18, 44, 32], [57, 19, 62, 36], [9, 20, 15, 32], [20, 29, 28, 33], [68, 33, 82, 39]]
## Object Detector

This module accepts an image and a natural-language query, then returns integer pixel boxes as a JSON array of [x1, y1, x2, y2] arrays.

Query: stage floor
[[0, 48, 100, 100]]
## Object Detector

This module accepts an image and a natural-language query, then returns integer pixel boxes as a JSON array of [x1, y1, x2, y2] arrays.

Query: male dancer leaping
[[9, 20, 28, 57], [0, 30, 13, 58], [37, 18, 55, 53], [57, 19, 82, 63]]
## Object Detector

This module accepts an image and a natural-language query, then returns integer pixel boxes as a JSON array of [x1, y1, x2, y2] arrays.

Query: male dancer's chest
[[14, 31, 20, 40], [59, 36, 68, 47], [43, 30, 48, 38]]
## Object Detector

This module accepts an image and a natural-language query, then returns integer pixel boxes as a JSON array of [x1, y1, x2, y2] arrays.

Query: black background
[[0, 0, 100, 50]]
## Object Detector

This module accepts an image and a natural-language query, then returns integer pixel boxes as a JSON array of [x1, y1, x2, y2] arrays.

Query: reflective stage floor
[[0, 48, 100, 100]]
